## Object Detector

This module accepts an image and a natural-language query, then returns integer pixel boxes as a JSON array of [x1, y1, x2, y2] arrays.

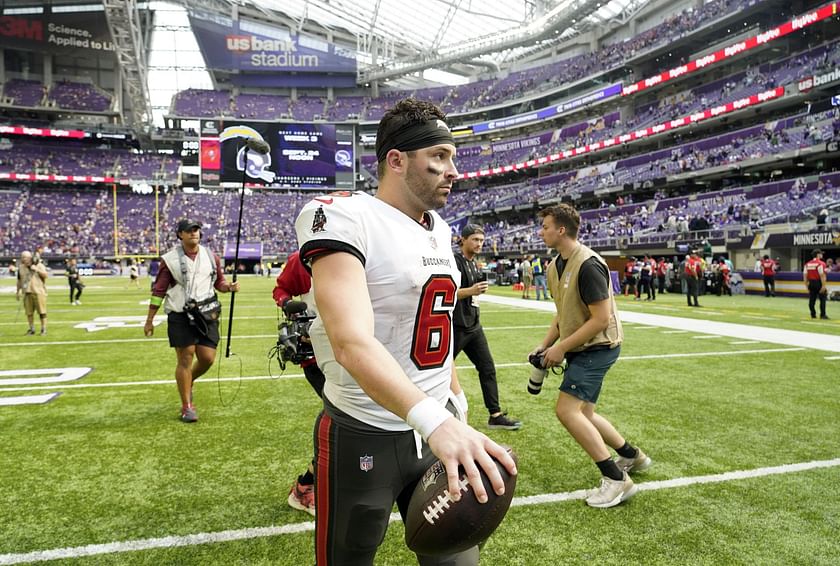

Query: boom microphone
[[245, 138, 270, 154]]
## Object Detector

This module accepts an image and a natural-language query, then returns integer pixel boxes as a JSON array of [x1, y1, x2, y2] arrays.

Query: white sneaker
[[585, 472, 637, 508], [74, 300, 82, 306], [615, 448, 652, 474]]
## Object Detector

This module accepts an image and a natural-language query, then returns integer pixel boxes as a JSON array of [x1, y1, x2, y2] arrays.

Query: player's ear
[[385, 149, 405, 175]]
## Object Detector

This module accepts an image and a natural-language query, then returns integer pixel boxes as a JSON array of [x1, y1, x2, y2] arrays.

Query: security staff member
[[761, 254, 777, 297], [804, 249, 829, 320], [684, 250, 702, 307]]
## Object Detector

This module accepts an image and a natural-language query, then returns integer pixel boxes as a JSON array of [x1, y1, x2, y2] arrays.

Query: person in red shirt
[[719, 259, 731, 296], [656, 257, 668, 294], [623, 257, 637, 297], [803, 249, 829, 319], [684, 250, 703, 307], [761, 254, 777, 297], [273, 251, 324, 516]]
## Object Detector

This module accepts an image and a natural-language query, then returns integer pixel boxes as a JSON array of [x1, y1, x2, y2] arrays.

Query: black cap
[[176, 219, 202, 233], [461, 223, 485, 238]]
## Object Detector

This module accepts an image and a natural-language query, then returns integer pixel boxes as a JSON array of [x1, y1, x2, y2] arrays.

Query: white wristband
[[406, 397, 452, 441], [455, 391, 468, 413]]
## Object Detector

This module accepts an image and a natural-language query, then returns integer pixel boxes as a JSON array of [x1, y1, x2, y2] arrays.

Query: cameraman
[[17, 250, 48, 336], [144, 219, 239, 423], [453, 224, 521, 430], [533, 205, 650, 508], [272, 250, 324, 516]]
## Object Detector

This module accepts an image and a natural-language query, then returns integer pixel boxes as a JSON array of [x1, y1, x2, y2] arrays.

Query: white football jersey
[[296, 191, 459, 431]]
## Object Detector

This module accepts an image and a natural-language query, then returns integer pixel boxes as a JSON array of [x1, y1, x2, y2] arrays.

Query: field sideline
[[1, 276, 838, 565]]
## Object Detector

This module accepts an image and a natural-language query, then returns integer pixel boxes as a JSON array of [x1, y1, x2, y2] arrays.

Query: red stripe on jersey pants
[[316, 412, 333, 565]]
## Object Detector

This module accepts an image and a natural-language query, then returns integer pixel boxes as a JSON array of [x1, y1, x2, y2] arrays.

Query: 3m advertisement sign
[[0, 12, 114, 54], [189, 10, 356, 74]]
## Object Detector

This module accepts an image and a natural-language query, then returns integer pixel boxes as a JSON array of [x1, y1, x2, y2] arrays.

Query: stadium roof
[[245, 0, 651, 80]]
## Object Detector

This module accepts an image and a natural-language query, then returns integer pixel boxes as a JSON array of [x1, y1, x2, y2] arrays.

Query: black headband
[[376, 119, 455, 163]]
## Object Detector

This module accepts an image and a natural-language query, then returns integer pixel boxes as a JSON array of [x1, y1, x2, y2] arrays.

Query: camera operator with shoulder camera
[[144, 219, 239, 423], [271, 250, 323, 516]]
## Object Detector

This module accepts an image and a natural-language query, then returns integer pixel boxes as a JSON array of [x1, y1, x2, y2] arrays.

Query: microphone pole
[[225, 145, 248, 358], [225, 137, 271, 358]]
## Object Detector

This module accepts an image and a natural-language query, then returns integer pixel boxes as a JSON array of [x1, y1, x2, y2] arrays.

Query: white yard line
[[729, 340, 759, 345], [2, 457, 837, 565], [0, 348, 805, 393], [692, 335, 723, 340], [482, 296, 840, 353]]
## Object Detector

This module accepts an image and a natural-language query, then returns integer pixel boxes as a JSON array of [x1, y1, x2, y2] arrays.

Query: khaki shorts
[[24, 293, 47, 316]]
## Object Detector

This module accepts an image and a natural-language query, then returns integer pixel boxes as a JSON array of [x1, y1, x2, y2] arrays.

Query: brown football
[[404, 447, 518, 556]]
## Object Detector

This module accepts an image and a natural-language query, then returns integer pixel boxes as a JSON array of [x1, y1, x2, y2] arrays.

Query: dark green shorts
[[559, 345, 621, 404]]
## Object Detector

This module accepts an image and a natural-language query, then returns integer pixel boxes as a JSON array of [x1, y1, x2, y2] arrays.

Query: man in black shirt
[[65, 257, 84, 305], [454, 224, 522, 430]]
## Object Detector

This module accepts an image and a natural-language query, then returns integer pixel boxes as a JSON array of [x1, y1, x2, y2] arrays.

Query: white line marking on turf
[[824, 356, 840, 360], [729, 341, 759, 345], [662, 330, 689, 334], [692, 335, 723, 339], [2, 457, 837, 565], [0, 348, 805, 393], [480, 295, 840, 354]]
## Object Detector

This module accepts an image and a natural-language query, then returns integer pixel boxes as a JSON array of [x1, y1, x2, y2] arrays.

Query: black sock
[[596, 458, 624, 481], [299, 470, 314, 486], [616, 442, 638, 459]]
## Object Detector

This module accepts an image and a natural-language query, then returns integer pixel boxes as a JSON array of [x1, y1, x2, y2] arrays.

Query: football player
[[296, 98, 516, 565]]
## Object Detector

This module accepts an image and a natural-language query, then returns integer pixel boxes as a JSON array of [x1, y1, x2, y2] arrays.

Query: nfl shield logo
[[359, 455, 374, 472]]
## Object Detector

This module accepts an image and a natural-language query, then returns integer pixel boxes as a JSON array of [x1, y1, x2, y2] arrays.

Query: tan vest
[[547, 243, 623, 352], [19, 262, 48, 296]]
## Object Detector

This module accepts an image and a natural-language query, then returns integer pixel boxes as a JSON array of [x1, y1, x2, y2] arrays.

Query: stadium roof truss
[[103, 0, 153, 128], [220, 0, 650, 82]]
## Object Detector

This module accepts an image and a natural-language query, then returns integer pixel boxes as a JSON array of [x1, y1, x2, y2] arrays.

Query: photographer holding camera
[[454, 224, 521, 430], [144, 219, 239, 423], [17, 250, 49, 336], [272, 250, 324, 516], [533, 204, 650, 508]]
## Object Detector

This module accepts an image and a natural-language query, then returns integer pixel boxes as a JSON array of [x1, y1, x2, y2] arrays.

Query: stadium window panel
[[147, 1, 212, 126]]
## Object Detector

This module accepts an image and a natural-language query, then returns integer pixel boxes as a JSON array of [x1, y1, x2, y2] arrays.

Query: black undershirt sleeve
[[579, 257, 611, 305]]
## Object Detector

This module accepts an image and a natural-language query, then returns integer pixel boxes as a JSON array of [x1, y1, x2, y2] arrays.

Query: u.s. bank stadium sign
[[798, 67, 840, 92]]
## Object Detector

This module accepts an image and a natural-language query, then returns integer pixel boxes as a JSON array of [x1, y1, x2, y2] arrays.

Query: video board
[[199, 120, 355, 189]]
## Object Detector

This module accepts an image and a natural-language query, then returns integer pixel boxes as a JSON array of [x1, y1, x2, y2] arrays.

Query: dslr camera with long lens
[[527, 351, 566, 395], [527, 352, 548, 395], [272, 300, 316, 371]]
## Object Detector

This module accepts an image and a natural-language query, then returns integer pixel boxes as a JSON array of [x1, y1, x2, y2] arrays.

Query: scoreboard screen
[[200, 120, 355, 189]]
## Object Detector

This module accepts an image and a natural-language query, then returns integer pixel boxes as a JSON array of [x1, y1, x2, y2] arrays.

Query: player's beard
[[405, 161, 450, 211]]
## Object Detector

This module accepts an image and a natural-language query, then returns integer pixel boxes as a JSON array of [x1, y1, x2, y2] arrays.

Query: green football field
[[1, 276, 838, 565]]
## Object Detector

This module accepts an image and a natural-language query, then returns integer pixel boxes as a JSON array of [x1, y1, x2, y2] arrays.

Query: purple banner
[[224, 241, 263, 260], [471, 83, 622, 133], [490, 132, 553, 154], [0, 11, 114, 55], [189, 11, 356, 74]]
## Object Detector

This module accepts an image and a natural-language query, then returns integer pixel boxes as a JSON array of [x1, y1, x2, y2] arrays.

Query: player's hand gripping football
[[427, 418, 517, 503]]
